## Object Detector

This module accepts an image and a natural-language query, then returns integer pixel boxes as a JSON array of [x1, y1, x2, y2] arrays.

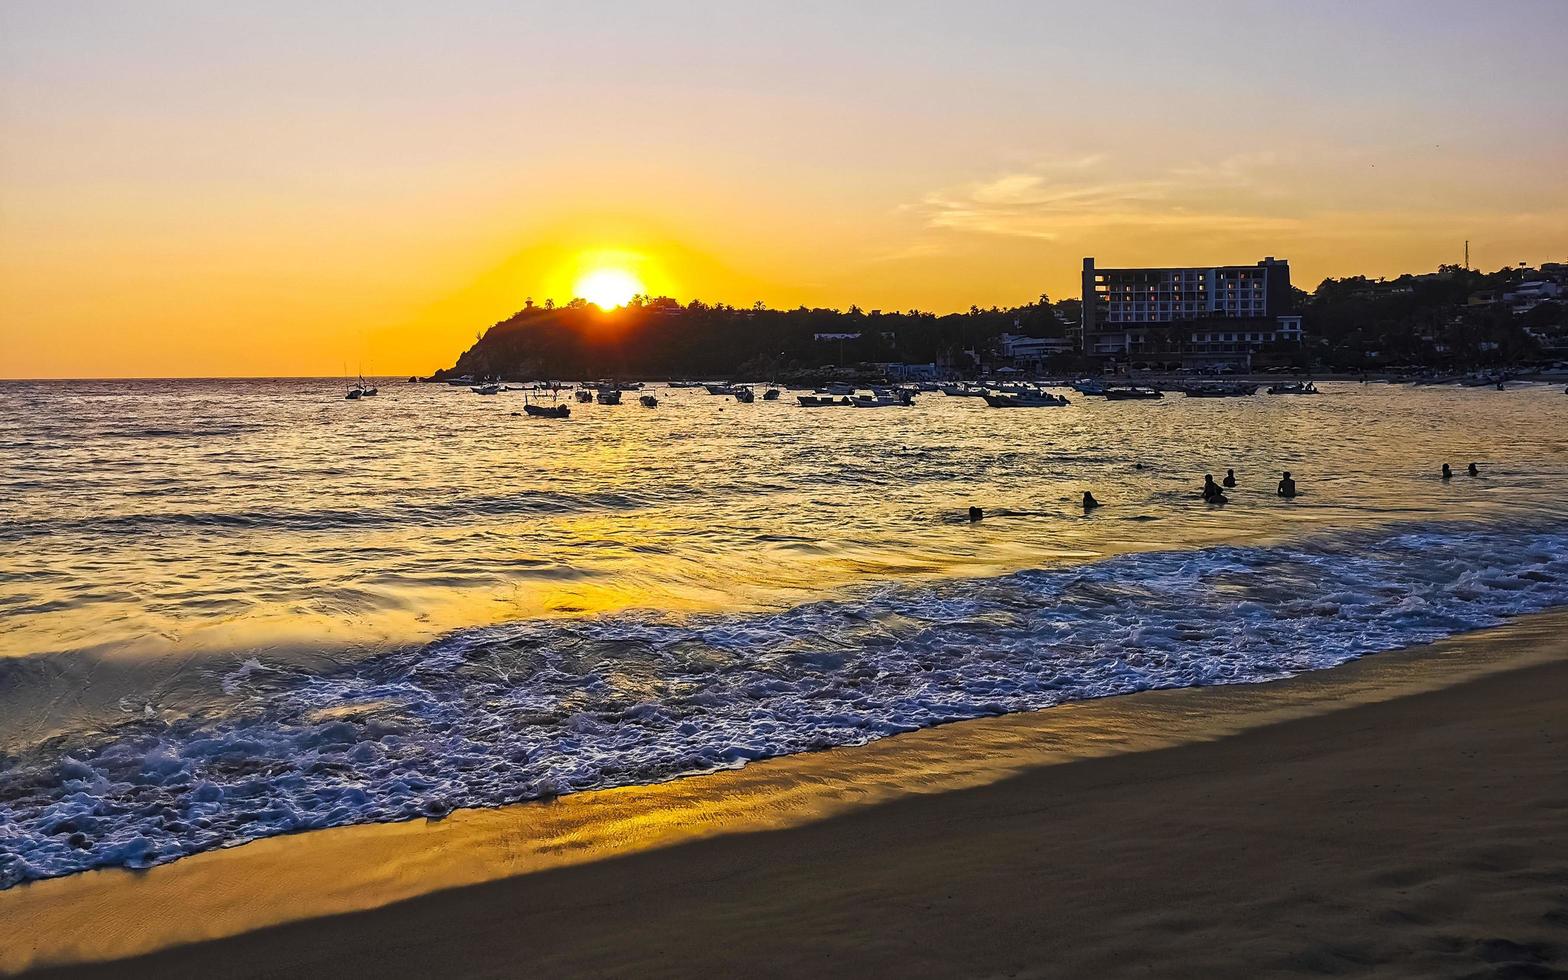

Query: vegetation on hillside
[[435, 264, 1566, 379]]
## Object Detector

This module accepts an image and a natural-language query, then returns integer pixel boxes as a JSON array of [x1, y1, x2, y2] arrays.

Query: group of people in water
[[967, 460, 1482, 521], [1199, 469, 1294, 505]]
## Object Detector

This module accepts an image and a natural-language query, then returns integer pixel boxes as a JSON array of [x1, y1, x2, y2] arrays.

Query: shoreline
[[5, 609, 1568, 976]]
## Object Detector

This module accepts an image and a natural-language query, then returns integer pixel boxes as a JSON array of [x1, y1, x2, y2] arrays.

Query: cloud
[[914, 155, 1301, 241]]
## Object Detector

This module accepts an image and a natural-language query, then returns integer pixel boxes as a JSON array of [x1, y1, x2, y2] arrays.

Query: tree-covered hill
[[435, 295, 1077, 380]]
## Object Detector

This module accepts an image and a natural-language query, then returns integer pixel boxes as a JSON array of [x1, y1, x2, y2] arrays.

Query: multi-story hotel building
[[1081, 257, 1303, 368]]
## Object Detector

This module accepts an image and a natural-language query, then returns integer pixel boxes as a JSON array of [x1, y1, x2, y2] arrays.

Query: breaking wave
[[3, 521, 1566, 888]]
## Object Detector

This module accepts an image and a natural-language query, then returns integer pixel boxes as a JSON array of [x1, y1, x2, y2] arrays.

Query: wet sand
[[6, 613, 1568, 978]]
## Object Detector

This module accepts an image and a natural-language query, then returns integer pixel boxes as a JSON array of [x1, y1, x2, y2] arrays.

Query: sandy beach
[[3, 612, 1564, 979]]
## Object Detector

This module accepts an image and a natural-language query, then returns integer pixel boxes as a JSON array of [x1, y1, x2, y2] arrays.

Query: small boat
[[639, 394, 658, 407], [1103, 386, 1163, 400], [1071, 378, 1107, 396], [705, 383, 735, 396], [797, 395, 854, 407], [445, 375, 476, 386], [575, 389, 593, 402], [853, 389, 916, 407], [938, 384, 984, 397], [763, 388, 781, 400], [1266, 381, 1319, 395], [355, 375, 378, 397], [667, 381, 703, 388], [732, 387, 755, 403], [470, 383, 502, 395], [1185, 383, 1257, 398], [596, 389, 622, 405], [523, 403, 570, 418], [982, 392, 1070, 408], [344, 388, 361, 400]]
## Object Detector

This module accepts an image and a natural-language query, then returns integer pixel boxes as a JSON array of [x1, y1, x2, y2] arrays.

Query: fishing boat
[[732, 387, 755, 403], [982, 391, 1070, 408], [523, 403, 570, 418], [763, 388, 781, 400], [1266, 381, 1319, 395], [639, 394, 658, 407], [344, 387, 361, 400], [1184, 383, 1258, 398], [596, 389, 622, 405], [1103, 386, 1163, 400], [575, 389, 594, 402], [470, 383, 502, 395], [797, 395, 854, 407], [704, 383, 735, 396], [1071, 378, 1107, 396], [938, 384, 984, 397], [667, 381, 703, 388], [354, 375, 378, 397]]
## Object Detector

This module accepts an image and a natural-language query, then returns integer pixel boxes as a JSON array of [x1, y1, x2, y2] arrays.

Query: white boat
[[1103, 386, 1163, 400], [596, 389, 622, 405], [470, 383, 502, 395]]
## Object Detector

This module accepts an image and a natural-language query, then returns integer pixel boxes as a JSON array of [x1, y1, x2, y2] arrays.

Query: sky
[[2, 1, 1566, 378]]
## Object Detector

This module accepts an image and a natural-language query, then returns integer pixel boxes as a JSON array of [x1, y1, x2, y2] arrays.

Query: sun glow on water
[[574, 267, 643, 310]]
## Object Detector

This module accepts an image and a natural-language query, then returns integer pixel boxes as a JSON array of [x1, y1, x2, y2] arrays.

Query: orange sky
[[3, 2, 1566, 378]]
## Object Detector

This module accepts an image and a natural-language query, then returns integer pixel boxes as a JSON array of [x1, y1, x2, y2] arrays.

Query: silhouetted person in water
[[968, 506, 983, 522], [1277, 471, 1298, 498], [1202, 474, 1228, 504], [1468, 462, 1479, 477], [1442, 463, 1453, 479], [1082, 491, 1100, 510], [1223, 468, 1237, 488]]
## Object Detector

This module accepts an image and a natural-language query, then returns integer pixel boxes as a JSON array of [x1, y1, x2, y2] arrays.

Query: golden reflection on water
[[1, 379, 1566, 742]]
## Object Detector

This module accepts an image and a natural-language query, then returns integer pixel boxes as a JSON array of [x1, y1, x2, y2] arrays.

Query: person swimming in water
[[1222, 468, 1237, 488], [1468, 462, 1479, 476], [1202, 474, 1228, 504], [1082, 491, 1100, 510], [1277, 471, 1297, 498], [968, 506, 983, 522], [1442, 463, 1452, 479]]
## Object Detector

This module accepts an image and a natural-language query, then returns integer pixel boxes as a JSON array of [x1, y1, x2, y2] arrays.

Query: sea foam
[[2, 522, 1566, 888]]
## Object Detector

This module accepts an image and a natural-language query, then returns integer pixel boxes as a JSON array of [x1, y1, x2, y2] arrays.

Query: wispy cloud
[[914, 155, 1301, 241]]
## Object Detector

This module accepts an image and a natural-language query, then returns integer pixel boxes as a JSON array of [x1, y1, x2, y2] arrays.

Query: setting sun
[[575, 267, 643, 310]]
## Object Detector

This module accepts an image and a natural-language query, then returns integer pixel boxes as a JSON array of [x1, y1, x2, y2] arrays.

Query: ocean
[[2, 378, 1566, 887]]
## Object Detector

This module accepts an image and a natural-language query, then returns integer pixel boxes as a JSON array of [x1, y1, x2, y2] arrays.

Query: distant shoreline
[[4, 369, 1567, 385]]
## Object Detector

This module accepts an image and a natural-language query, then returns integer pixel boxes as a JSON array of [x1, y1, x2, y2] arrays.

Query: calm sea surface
[[2, 379, 1567, 885]]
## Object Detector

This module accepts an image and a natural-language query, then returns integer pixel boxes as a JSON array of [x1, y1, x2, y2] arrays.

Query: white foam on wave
[[3, 522, 1566, 888]]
